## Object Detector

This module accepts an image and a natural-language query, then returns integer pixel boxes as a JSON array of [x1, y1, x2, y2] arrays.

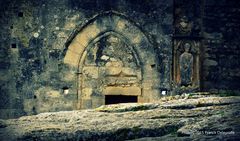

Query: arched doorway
[[63, 11, 160, 109], [80, 33, 142, 108]]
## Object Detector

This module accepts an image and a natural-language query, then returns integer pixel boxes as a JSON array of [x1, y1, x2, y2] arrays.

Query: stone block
[[138, 96, 149, 103], [142, 89, 160, 102], [105, 67, 122, 76], [115, 18, 126, 30], [23, 99, 36, 114], [73, 34, 89, 48], [104, 76, 139, 86], [122, 68, 138, 76], [83, 66, 99, 79], [81, 99, 92, 109], [68, 41, 85, 55], [62, 72, 75, 81], [142, 80, 153, 89], [105, 61, 123, 67], [103, 86, 141, 96], [63, 50, 80, 67], [132, 34, 142, 44], [82, 88, 93, 99], [46, 90, 61, 98], [74, 22, 100, 47], [91, 96, 104, 108], [203, 59, 218, 66]]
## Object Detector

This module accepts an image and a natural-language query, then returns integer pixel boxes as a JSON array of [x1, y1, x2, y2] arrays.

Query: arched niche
[[63, 11, 160, 109], [173, 39, 200, 91]]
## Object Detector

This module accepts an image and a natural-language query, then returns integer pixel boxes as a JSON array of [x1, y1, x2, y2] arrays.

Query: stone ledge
[[0, 95, 239, 141]]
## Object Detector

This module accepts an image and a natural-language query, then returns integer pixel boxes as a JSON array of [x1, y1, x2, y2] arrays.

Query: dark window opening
[[151, 64, 156, 68], [18, 12, 23, 17], [105, 95, 137, 105], [62, 86, 69, 90], [11, 43, 17, 48]]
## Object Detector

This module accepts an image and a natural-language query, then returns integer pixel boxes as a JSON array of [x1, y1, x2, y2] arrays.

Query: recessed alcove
[[105, 95, 138, 105], [18, 12, 23, 17], [11, 43, 17, 48]]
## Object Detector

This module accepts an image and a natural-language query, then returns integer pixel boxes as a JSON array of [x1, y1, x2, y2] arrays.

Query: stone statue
[[176, 16, 192, 34], [180, 43, 193, 86]]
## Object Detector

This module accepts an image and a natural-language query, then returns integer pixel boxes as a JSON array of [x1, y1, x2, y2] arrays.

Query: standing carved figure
[[180, 43, 193, 86]]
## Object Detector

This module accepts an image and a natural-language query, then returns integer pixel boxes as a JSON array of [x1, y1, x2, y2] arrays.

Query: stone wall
[[0, 0, 173, 119], [172, 0, 240, 93], [202, 0, 240, 92], [0, 0, 239, 119]]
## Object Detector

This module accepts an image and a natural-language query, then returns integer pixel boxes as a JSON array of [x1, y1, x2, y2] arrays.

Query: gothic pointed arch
[[63, 11, 160, 109]]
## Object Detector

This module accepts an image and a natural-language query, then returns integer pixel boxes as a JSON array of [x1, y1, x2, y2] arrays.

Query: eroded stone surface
[[0, 95, 239, 141]]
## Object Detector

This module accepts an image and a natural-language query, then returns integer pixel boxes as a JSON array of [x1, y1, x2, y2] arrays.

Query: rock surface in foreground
[[0, 96, 240, 141]]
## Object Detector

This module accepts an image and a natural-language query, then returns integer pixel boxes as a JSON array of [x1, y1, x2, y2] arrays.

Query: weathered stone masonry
[[0, 0, 239, 119], [64, 12, 161, 109]]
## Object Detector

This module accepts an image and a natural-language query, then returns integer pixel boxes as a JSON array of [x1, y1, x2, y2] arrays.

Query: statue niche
[[173, 40, 200, 91], [179, 43, 193, 86]]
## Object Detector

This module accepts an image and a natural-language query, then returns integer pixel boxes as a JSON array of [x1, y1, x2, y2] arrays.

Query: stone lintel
[[103, 86, 141, 96]]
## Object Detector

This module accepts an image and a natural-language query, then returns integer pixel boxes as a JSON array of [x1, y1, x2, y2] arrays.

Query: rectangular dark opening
[[105, 95, 137, 105], [18, 12, 23, 17], [11, 43, 17, 48], [151, 64, 156, 68]]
